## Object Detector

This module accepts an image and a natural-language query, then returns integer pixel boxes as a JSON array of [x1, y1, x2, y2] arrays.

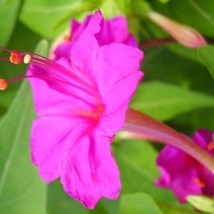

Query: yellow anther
[[24, 54, 32, 64]]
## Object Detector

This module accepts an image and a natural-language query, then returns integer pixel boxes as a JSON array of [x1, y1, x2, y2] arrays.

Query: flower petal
[[96, 16, 138, 47], [96, 43, 143, 97], [171, 166, 202, 203], [60, 128, 120, 209], [69, 11, 102, 81], [28, 58, 96, 116], [31, 116, 90, 182]]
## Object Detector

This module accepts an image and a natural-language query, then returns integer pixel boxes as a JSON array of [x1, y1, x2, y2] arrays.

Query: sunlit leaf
[[20, 0, 103, 39], [120, 193, 163, 214]]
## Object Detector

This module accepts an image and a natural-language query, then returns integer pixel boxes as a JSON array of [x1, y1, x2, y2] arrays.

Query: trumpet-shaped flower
[[30, 12, 143, 208], [155, 129, 214, 203], [0, 11, 143, 208]]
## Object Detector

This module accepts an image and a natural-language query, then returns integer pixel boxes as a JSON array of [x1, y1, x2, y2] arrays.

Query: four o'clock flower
[[0, 11, 144, 208], [155, 129, 214, 203]]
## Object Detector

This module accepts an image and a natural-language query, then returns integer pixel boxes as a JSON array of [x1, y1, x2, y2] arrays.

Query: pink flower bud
[[148, 11, 207, 48]]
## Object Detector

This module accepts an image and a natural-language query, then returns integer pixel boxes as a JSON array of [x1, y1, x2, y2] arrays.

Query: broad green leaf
[[0, 80, 47, 214], [0, 0, 20, 46], [142, 47, 214, 96], [120, 193, 163, 214], [198, 45, 214, 79], [131, 81, 214, 121], [47, 180, 87, 214], [19, 0, 103, 39]]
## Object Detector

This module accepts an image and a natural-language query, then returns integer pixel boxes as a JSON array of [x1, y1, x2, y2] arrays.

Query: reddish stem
[[140, 37, 175, 48]]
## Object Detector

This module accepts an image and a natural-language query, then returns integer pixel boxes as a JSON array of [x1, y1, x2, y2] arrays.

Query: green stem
[[124, 108, 214, 173]]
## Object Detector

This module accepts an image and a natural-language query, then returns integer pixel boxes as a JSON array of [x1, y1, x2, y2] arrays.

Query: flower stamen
[[9, 50, 23, 64], [0, 47, 101, 105], [0, 79, 8, 90], [23, 54, 32, 64]]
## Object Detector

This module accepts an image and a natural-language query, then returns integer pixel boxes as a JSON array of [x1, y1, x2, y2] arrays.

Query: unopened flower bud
[[148, 11, 207, 48]]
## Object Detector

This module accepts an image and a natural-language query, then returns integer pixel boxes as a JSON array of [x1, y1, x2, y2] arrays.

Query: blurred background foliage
[[0, 0, 213, 213]]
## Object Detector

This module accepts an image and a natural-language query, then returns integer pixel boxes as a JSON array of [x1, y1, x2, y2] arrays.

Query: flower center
[[78, 104, 105, 125]]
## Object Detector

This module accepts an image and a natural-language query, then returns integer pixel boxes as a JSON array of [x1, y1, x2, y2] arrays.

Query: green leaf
[[172, 107, 214, 132], [0, 0, 20, 46], [131, 81, 214, 121], [198, 45, 214, 79], [47, 180, 87, 214], [157, 0, 171, 3], [0, 80, 47, 214], [157, 201, 196, 214], [47, 179, 119, 214], [119, 193, 163, 214], [142, 47, 214, 96], [19, 0, 103, 39]]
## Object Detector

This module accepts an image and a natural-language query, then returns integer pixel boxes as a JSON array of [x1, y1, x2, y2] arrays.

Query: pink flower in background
[[27, 11, 143, 208], [54, 10, 138, 59], [155, 129, 214, 203]]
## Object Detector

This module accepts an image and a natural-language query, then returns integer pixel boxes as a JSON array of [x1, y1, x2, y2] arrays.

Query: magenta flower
[[155, 129, 214, 203], [2, 11, 143, 209], [54, 10, 138, 59]]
